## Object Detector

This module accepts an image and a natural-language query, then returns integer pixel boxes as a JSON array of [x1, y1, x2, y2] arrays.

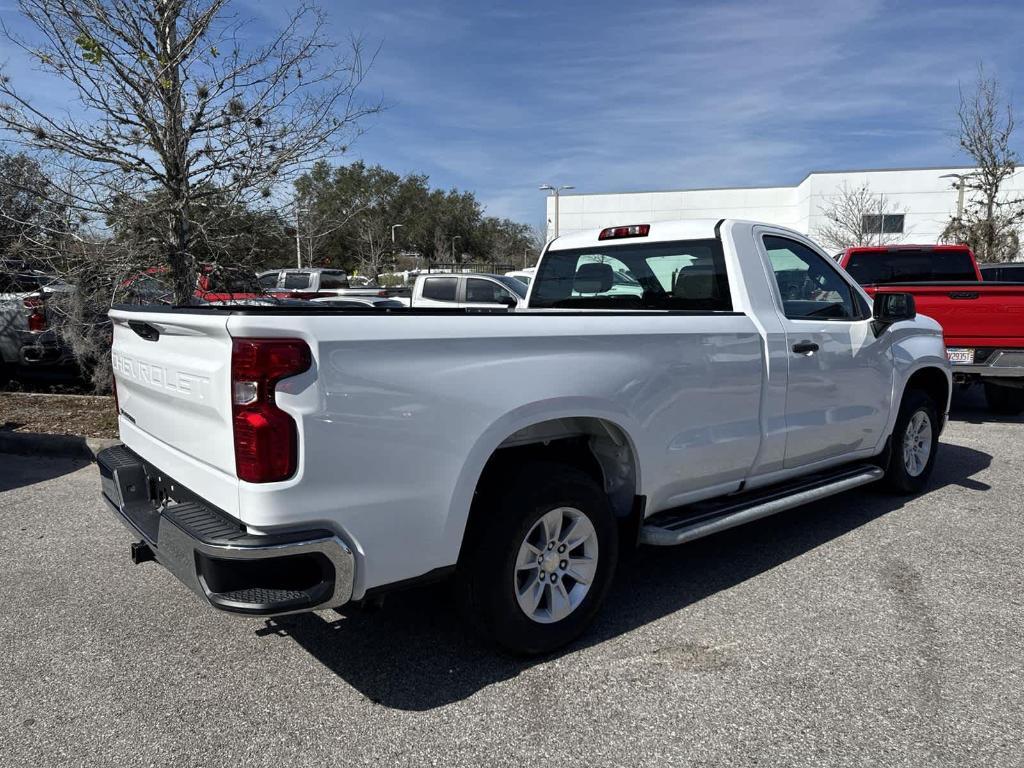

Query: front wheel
[[458, 461, 618, 655], [984, 382, 1024, 415], [885, 389, 940, 494]]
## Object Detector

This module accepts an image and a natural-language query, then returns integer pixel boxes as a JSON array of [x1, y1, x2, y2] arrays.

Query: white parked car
[[411, 272, 526, 309], [310, 296, 407, 309], [100, 219, 950, 653], [257, 268, 351, 297], [504, 267, 536, 286]]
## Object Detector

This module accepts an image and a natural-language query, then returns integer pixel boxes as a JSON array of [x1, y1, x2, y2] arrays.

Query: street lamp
[[391, 223, 404, 243], [940, 173, 969, 220], [539, 183, 575, 237], [295, 206, 309, 269], [451, 235, 462, 263]]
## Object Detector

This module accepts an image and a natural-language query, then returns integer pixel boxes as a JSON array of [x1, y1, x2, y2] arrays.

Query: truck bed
[[867, 282, 1024, 348]]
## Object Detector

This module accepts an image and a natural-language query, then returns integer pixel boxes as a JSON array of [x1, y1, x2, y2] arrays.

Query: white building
[[545, 166, 1024, 250]]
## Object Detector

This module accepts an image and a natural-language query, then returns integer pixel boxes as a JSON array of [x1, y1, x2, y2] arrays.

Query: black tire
[[984, 382, 1024, 415], [458, 461, 618, 655], [885, 389, 940, 494]]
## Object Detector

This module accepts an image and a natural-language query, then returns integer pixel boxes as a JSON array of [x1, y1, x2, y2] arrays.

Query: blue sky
[[3, 0, 1024, 225]]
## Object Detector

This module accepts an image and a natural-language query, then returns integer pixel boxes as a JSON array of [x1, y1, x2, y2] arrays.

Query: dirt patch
[[0, 392, 118, 438]]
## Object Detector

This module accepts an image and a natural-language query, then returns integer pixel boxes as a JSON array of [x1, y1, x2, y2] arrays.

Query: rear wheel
[[458, 461, 618, 655], [885, 389, 940, 494], [984, 382, 1024, 415]]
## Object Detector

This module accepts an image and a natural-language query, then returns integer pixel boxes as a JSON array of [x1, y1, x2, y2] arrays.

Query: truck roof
[[547, 219, 721, 251], [546, 218, 807, 251], [842, 244, 972, 254]]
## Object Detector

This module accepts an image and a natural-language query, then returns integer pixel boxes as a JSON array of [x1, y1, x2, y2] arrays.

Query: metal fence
[[421, 262, 518, 275]]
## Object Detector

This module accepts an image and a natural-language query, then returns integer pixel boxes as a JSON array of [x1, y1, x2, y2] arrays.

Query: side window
[[258, 273, 279, 290], [465, 278, 512, 303], [319, 272, 349, 289], [283, 272, 311, 290], [126, 274, 172, 305], [763, 236, 858, 320], [422, 277, 458, 302]]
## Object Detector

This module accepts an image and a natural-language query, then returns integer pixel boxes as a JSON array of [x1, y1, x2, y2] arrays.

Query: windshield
[[530, 239, 732, 311], [845, 248, 977, 284], [496, 275, 528, 298]]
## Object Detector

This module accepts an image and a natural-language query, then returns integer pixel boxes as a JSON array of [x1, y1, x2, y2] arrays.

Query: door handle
[[792, 341, 819, 355]]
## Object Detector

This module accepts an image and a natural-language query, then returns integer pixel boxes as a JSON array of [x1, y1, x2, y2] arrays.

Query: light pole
[[940, 173, 968, 222], [391, 223, 404, 244], [539, 184, 574, 238], [451, 235, 462, 264], [294, 206, 308, 269], [878, 194, 885, 247]]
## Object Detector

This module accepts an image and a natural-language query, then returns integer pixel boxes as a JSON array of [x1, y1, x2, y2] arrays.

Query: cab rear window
[[531, 239, 732, 311], [845, 249, 977, 284]]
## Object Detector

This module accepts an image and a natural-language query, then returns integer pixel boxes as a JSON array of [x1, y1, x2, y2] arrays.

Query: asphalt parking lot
[[1, 388, 1022, 767]]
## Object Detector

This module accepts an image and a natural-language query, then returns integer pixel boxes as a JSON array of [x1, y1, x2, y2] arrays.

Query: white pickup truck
[[98, 220, 951, 654]]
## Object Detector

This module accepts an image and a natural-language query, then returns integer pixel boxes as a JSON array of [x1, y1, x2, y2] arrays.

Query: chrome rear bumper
[[951, 349, 1024, 378], [97, 445, 354, 616]]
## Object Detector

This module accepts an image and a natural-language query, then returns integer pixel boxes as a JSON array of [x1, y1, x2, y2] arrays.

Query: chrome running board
[[639, 464, 884, 547]]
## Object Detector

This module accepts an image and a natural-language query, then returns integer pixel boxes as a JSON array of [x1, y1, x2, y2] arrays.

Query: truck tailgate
[[109, 309, 239, 513], [871, 284, 1024, 346]]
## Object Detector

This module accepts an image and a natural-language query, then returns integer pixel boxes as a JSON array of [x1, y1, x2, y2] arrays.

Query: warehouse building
[[545, 166, 1024, 248]]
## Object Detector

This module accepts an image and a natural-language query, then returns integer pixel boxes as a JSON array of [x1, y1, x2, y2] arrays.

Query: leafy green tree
[[0, 149, 69, 261], [109, 186, 291, 280], [294, 160, 535, 274]]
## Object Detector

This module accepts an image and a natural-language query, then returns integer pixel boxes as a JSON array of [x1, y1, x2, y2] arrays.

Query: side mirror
[[499, 296, 519, 309], [872, 292, 916, 332]]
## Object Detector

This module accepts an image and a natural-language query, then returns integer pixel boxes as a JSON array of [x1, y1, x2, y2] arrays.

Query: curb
[[0, 432, 120, 460]]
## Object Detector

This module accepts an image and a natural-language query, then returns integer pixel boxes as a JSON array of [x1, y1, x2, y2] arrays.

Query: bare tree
[[941, 68, 1024, 262], [814, 182, 908, 251], [0, 0, 381, 302]]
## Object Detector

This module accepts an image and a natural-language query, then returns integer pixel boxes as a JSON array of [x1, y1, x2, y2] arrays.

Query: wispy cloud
[[3, 0, 1024, 222]]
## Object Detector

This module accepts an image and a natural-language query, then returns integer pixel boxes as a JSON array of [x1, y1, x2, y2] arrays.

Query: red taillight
[[231, 338, 312, 483], [598, 224, 650, 240], [24, 297, 47, 332]]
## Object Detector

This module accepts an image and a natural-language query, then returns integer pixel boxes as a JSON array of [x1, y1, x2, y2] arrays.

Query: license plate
[[946, 348, 975, 364]]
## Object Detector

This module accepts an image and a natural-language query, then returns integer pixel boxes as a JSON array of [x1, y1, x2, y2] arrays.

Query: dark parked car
[[980, 263, 1024, 282], [0, 268, 76, 383]]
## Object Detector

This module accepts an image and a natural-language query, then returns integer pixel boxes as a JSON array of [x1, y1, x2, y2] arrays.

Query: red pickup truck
[[838, 244, 1024, 414], [120, 265, 265, 304]]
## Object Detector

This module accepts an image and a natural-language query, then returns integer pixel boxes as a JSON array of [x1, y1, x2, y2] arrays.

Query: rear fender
[[441, 398, 643, 566]]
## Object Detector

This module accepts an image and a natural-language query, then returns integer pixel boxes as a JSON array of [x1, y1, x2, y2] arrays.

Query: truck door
[[759, 234, 892, 469], [461, 277, 519, 309]]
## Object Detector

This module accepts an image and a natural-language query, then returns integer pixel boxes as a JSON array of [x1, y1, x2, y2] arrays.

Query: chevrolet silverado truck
[[839, 244, 1024, 414], [98, 220, 951, 654]]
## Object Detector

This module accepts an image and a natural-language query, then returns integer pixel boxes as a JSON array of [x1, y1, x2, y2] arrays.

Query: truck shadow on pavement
[[0, 453, 92, 493], [259, 441, 991, 712], [947, 386, 1024, 426]]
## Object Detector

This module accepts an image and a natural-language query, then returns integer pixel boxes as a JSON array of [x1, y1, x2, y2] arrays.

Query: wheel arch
[[444, 405, 643, 567], [903, 366, 951, 415]]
